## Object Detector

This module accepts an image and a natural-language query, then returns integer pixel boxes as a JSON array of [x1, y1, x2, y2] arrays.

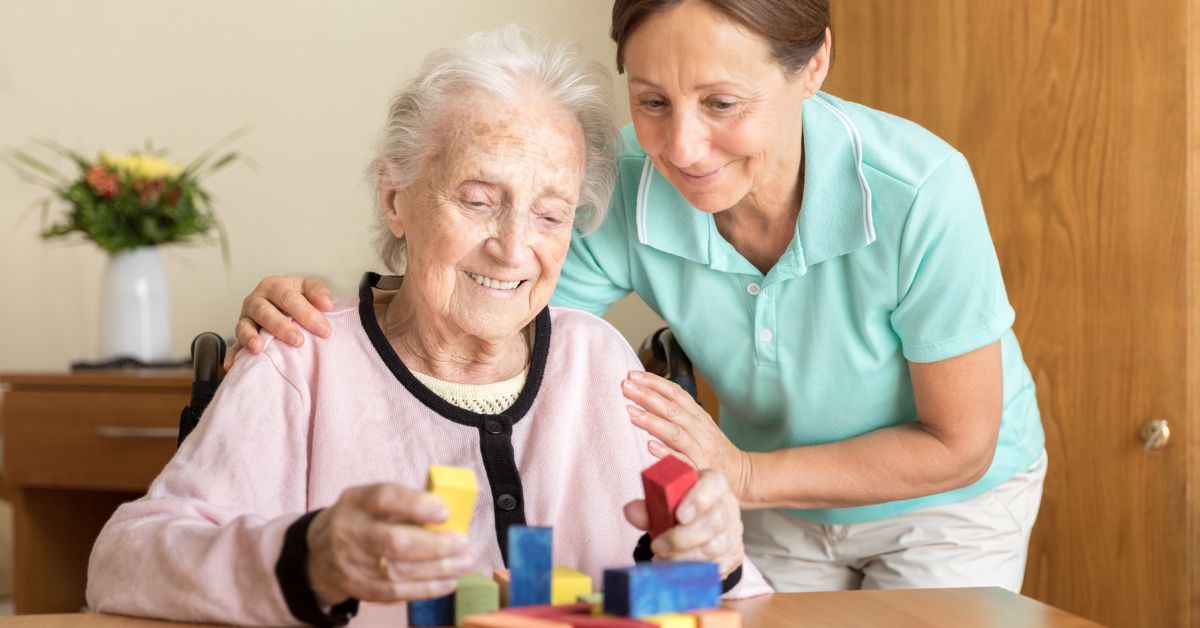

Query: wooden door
[[827, 1, 1199, 626]]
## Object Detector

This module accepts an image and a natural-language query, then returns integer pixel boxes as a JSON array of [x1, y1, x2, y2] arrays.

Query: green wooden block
[[578, 592, 605, 615], [456, 572, 501, 627]]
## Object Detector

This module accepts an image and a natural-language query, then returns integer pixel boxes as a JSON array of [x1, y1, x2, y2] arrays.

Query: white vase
[[99, 247, 171, 361]]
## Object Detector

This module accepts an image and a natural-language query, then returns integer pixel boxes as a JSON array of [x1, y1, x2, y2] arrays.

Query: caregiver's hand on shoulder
[[622, 371, 754, 505], [623, 469, 744, 578], [224, 275, 334, 370], [305, 483, 472, 607]]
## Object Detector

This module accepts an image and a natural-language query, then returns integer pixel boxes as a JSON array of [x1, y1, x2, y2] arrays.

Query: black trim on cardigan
[[357, 272, 551, 564], [275, 510, 359, 626], [632, 532, 744, 594], [633, 531, 654, 563], [721, 564, 744, 594]]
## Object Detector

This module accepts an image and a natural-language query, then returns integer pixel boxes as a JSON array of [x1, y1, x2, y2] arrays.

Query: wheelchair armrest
[[179, 332, 227, 447], [637, 327, 699, 403]]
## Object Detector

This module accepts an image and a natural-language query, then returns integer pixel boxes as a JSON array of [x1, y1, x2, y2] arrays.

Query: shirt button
[[746, 282, 761, 296], [496, 494, 517, 511], [484, 419, 503, 435], [759, 328, 774, 343]]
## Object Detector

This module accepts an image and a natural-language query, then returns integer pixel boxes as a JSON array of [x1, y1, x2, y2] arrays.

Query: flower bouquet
[[8, 138, 244, 259], [7, 137, 246, 362]]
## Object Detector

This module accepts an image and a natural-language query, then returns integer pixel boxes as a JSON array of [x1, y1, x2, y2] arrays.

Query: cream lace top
[[411, 369, 527, 414]]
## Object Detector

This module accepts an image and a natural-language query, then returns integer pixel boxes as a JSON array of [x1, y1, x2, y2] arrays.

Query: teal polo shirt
[[552, 91, 1045, 524]]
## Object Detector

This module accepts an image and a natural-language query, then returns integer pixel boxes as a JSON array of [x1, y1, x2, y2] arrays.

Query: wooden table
[[0, 588, 1101, 626], [0, 371, 190, 615]]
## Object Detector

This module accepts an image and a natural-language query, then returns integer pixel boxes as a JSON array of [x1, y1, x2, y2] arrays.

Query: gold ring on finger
[[377, 555, 391, 580]]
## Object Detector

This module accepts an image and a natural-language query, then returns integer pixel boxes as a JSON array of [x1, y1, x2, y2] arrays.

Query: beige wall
[[0, 0, 663, 371]]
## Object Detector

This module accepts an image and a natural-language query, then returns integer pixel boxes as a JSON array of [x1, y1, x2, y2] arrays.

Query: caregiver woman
[[232, 0, 1047, 593]]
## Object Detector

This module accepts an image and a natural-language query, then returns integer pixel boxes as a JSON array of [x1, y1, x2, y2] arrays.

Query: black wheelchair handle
[[191, 332, 226, 384]]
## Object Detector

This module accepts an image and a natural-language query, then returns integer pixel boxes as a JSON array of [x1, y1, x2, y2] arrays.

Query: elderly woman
[[86, 27, 766, 626], [234, 0, 1048, 595]]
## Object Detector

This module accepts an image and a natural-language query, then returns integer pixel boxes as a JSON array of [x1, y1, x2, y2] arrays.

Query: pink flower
[[134, 178, 165, 204], [86, 164, 119, 198]]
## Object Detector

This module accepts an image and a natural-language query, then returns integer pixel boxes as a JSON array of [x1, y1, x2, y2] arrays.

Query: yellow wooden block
[[643, 614, 698, 628], [426, 465, 478, 533], [551, 566, 592, 606]]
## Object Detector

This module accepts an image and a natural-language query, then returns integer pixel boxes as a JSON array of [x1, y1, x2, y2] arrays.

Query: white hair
[[370, 25, 618, 273]]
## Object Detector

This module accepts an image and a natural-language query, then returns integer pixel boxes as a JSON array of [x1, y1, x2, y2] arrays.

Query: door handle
[[1139, 419, 1170, 450], [96, 426, 178, 439]]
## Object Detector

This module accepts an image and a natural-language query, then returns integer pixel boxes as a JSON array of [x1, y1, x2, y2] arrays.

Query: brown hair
[[611, 0, 830, 74]]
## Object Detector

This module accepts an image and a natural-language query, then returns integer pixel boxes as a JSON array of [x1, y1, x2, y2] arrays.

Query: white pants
[[743, 451, 1047, 592]]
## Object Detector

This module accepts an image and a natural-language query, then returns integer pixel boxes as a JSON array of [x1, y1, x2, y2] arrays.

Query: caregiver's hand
[[623, 469, 744, 578], [306, 483, 472, 607], [623, 372, 753, 505], [225, 275, 334, 370]]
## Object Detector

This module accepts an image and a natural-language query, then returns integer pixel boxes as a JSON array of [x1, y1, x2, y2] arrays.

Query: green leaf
[[202, 150, 240, 176], [182, 126, 251, 179], [6, 149, 68, 184]]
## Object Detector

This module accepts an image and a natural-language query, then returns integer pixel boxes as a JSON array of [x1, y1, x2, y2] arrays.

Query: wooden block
[[503, 601, 592, 618], [408, 592, 454, 626], [641, 456, 698, 538], [455, 572, 500, 627], [552, 566, 593, 605], [689, 608, 741, 628], [508, 525, 553, 606], [641, 614, 697, 628], [555, 615, 658, 627], [426, 465, 478, 533], [577, 592, 604, 615], [494, 568, 511, 607], [602, 562, 720, 618], [463, 613, 573, 628]]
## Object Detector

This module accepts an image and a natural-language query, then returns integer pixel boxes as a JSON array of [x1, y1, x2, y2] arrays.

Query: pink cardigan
[[87, 274, 769, 626]]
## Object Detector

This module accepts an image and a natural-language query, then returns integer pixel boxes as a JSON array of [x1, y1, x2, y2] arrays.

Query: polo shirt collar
[[634, 91, 875, 277]]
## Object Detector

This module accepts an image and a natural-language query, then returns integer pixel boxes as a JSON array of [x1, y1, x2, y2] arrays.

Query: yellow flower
[[99, 152, 183, 180]]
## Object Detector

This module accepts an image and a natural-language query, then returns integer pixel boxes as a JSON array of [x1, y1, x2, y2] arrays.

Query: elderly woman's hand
[[224, 275, 335, 370], [622, 372, 753, 505], [305, 483, 472, 607], [623, 469, 745, 578]]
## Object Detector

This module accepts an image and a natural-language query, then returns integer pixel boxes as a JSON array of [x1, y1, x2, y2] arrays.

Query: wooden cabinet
[[828, 2, 1200, 626], [0, 371, 188, 614]]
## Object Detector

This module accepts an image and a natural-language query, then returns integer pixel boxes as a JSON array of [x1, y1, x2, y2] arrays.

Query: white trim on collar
[[811, 96, 876, 244], [636, 156, 654, 244]]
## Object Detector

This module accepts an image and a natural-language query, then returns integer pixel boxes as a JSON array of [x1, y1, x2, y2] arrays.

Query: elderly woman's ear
[[379, 175, 407, 240]]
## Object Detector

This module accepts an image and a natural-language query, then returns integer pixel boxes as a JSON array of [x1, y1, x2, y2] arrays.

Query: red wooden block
[[641, 455, 698, 538], [557, 615, 658, 627], [495, 601, 657, 627]]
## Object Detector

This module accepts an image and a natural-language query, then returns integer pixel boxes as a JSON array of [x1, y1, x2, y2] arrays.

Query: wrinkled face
[[383, 91, 586, 342], [623, 0, 822, 213]]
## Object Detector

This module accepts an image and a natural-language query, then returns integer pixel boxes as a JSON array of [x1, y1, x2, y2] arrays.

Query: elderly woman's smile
[[464, 272, 522, 291], [378, 90, 587, 363]]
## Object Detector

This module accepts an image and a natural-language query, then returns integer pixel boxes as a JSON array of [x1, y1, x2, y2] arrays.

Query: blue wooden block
[[602, 562, 720, 618], [508, 525, 552, 607], [408, 592, 454, 626]]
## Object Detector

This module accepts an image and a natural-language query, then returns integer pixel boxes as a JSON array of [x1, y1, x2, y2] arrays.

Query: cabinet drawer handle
[[96, 426, 178, 439]]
